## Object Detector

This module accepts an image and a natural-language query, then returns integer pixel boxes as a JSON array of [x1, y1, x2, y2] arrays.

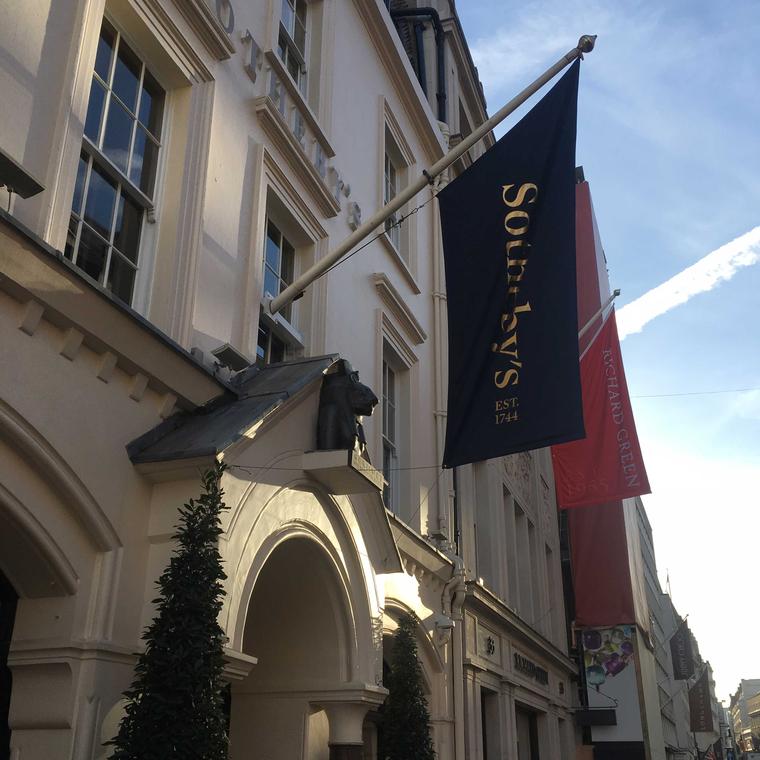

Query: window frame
[[380, 102, 418, 287], [383, 150, 400, 250], [83, 19, 164, 198], [382, 356, 399, 509], [65, 17, 166, 305], [255, 206, 306, 368], [262, 218, 296, 323], [377, 321, 416, 519], [278, 0, 308, 94]]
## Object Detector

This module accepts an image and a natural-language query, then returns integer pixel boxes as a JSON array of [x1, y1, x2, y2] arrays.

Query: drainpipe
[[390, 8, 448, 123], [413, 22, 428, 97], [442, 555, 467, 760]]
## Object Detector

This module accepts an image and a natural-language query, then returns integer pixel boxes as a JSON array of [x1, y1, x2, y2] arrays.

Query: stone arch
[[0, 399, 121, 608], [0, 399, 119, 554], [0, 482, 77, 598], [0, 402, 121, 760], [242, 529, 355, 684], [223, 477, 380, 684], [223, 476, 385, 759], [0, 400, 124, 636], [382, 599, 445, 685]]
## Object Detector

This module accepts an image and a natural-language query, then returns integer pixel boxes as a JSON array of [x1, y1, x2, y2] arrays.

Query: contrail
[[618, 226, 760, 339]]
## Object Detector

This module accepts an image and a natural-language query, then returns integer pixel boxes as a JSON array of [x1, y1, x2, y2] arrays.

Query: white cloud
[[639, 438, 760, 700], [617, 226, 760, 339]]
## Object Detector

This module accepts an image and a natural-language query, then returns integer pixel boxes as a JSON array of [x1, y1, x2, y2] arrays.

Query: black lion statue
[[317, 359, 378, 454]]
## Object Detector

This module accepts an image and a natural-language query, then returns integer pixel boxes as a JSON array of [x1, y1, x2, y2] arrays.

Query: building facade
[[0, 1, 578, 759], [730, 680, 760, 757]]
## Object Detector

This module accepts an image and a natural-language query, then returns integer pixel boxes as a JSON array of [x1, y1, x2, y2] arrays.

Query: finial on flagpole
[[578, 35, 597, 55]]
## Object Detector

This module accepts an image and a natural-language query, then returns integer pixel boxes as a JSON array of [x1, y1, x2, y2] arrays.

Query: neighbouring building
[[0, 1, 578, 759], [637, 504, 693, 760], [731, 681, 760, 757], [748, 693, 760, 754], [562, 177, 723, 760]]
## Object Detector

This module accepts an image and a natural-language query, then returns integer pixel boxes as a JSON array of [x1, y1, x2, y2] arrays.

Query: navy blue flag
[[439, 61, 584, 468]]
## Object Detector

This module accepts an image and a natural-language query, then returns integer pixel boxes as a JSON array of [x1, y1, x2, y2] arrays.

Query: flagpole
[[577, 289, 620, 361], [267, 34, 597, 316], [577, 289, 620, 340]]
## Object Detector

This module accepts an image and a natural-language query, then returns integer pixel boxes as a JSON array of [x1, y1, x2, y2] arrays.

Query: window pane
[[107, 251, 137, 303], [130, 126, 159, 195], [138, 70, 164, 137], [265, 222, 281, 271], [103, 99, 134, 174], [281, 0, 295, 36], [64, 216, 79, 260], [83, 163, 117, 238], [95, 22, 115, 81], [263, 267, 279, 299], [256, 324, 269, 366], [383, 443, 393, 508], [294, 4, 306, 55], [84, 77, 107, 142], [71, 154, 88, 216], [112, 39, 141, 112], [281, 239, 295, 284], [76, 224, 109, 282], [113, 193, 142, 262], [286, 50, 300, 84]]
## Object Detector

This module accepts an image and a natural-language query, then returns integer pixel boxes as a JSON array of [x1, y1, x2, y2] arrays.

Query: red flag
[[552, 311, 650, 508]]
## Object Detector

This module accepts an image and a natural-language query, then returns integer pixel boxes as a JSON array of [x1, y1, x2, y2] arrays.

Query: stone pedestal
[[329, 742, 363, 760], [319, 688, 386, 760]]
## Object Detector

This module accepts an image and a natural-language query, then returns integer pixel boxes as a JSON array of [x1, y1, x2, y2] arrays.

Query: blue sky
[[457, 0, 760, 700]]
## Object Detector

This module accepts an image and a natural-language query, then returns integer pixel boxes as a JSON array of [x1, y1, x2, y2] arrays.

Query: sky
[[456, 0, 760, 702]]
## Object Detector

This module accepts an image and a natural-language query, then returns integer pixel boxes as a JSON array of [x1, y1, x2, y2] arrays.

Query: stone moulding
[[372, 272, 427, 345], [171, 0, 235, 61], [254, 94, 341, 218], [352, 0, 446, 163]]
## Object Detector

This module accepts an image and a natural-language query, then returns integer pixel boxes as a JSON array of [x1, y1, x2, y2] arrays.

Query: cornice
[[442, 17, 492, 139], [352, 0, 446, 162], [132, 0, 215, 81], [262, 147, 329, 242], [0, 210, 230, 409], [383, 98, 416, 168], [254, 95, 341, 218], [171, 0, 235, 61], [465, 581, 577, 675], [265, 50, 336, 158], [372, 272, 426, 345], [387, 510, 454, 582]]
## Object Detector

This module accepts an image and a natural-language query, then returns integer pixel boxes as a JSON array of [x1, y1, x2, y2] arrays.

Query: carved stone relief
[[504, 451, 533, 507]]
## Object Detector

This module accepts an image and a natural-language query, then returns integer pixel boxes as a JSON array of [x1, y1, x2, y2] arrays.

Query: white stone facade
[[0, 1, 576, 758]]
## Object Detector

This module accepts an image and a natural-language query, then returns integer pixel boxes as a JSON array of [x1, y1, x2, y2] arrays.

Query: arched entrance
[[229, 535, 383, 760], [0, 571, 17, 760]]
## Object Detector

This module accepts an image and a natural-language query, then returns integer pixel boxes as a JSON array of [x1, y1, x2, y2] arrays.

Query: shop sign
[[477, 625, 501, 664], [513, 652, 549, 685]]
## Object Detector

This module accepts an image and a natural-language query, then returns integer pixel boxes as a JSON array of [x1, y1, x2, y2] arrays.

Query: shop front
[[462, 587, 576, 760]]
